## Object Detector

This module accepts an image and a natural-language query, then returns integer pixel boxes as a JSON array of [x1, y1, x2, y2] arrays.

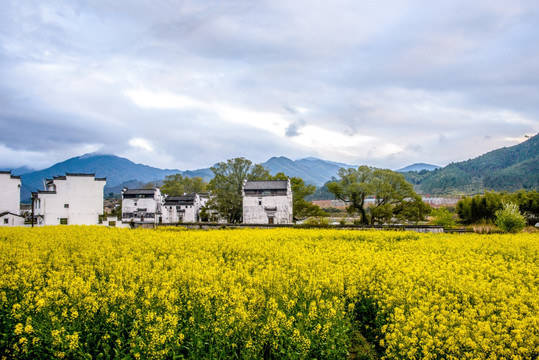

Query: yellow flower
[[14, 323, 23, 335]]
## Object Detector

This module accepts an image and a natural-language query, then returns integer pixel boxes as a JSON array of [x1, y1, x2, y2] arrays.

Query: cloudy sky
[[1, 0, 538, 171]]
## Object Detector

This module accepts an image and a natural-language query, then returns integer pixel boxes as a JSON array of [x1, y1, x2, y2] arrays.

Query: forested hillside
[[404, 134, 539, 195]]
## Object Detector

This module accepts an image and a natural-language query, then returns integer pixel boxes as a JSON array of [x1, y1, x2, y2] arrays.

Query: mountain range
[[397, 163, 440, 172], [403, 133, 539, 195], [6, 133, 538, 202]]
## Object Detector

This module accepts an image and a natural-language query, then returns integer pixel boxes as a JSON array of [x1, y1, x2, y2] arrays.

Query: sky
[[1, 0, 538, 172]]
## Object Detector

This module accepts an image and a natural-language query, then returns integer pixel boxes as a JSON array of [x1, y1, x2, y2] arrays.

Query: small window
[[64, 204, 69, 208], [60, 218, 68, 225], [4, 218, 8, 224], [108, 221, 116, 227], [259, 200, 262, 206]]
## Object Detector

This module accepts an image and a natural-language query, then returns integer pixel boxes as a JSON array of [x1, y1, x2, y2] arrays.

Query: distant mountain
[[404, 134, 539, 195], [17, 134, 535, 203], [261, 156, 355, 186], [19, 154, 212, 202], [16, 154, 357, 201], [397, 163, 440, 172]]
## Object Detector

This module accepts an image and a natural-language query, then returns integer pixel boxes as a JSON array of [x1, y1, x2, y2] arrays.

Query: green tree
[[369, 168, 428, 224], [271, 172, 328, 220], [328, 166, 427, 225], [456, 192, 504, 224], [160, 174, 207, 196], [495, 202, 527, 233], [208, 158, 271, 223], [327, 166, 374, 224], [510, 190, 539, 225], [429, 207, 457, 228], [142, 181, 158, 189]]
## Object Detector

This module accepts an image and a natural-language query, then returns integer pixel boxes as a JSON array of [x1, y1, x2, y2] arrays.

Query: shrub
[[429, 207, 458, 229], [302, 217, 331, 227], [495, 202, 527, 233]]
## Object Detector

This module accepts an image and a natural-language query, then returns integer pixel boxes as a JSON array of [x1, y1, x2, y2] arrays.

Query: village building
[[162, 193, 206, 223], [242, 180, 293, 224], [121, 188, 164, 226], [101, 216, 120, 227], [32, 173, 106, 226], [0, 170, 22, 211], [0, 211, 24, 227]]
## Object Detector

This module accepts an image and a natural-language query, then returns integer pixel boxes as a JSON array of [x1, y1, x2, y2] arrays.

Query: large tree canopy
[[208, 158, 271, 223], [160, 174, 207, 196], [328, 166, 428, 225]]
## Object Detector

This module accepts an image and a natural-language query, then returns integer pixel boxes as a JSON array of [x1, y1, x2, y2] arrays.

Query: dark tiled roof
[[48, 174, 105, 181], [33, 191, 57, 195], [164, 194, 196, 205], [0, 171, 21, 179], [244, 180, 288, 190], [123, 189, 157, 195], [0, 212, 23, 218], [66, 173, 96, 177]]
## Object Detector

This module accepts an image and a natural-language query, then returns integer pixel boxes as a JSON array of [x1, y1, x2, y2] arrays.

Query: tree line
[[456, 190, 539, 225], [158, 157, 327, 223], [156, 158, 427, 225], [141, 157, 538, 231]]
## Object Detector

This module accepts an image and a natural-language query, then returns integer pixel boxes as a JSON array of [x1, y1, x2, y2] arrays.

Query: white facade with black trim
[[121, 188, 164, 226], [162, 193, 205, 223], [32, 173, 106, 226], [0, 171, 22, 220], [0, 212, 24, 227], [242, 180, 293, 224]]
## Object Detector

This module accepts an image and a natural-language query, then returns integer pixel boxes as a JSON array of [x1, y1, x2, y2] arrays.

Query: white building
[[0, 171, 22, 215], [0, 212, 24, 227], [242, 180, 293, 224], [32, 173, 106, 226], [121, 188, 164, 226], [163, 193, 205, 223]]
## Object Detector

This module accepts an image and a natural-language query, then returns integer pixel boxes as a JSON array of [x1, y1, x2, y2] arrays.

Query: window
[[60, 218, 68, 225], [108, 221, 116, 227], [259, 200, 262, 206], [64, 204, 69, 208], [4, 218, 8, 224]]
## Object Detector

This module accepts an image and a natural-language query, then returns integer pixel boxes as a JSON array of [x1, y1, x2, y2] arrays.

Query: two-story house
[[162, 193, 208, 223], [32, 173, 106, 226], [242, 180, 293, 224], [121, 188, 164, 226], [0, 171, 24, 226]]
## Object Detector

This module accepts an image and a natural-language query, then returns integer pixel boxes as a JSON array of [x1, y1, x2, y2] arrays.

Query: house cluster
[[0, 171, 293, 227], [120, 188, 211, 226]]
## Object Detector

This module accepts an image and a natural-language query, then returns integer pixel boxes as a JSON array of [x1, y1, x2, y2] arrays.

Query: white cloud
[[128, 138, 154, 152], [1, 0, 538, 171], [126, 89, 204, 109]]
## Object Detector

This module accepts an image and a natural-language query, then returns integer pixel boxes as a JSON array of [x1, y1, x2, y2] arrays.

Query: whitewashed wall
[[121, 189, 163, 224], [34, 175, 105, 226], [0, 213, 24, 227], [0, 172, 21, 215], [243, 181, 293, 224], [162, 194, 204, 223]]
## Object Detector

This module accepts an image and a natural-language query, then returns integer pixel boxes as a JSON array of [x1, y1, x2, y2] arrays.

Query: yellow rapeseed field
[[0, 226, 538, 359]]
